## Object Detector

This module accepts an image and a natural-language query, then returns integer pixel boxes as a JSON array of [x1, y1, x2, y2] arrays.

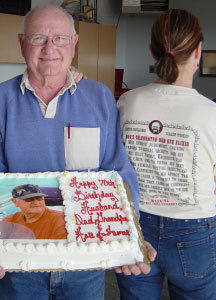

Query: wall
[[117, 13, 157, 89], [172, 0, 216, 98], [0, 63, 26, 83]]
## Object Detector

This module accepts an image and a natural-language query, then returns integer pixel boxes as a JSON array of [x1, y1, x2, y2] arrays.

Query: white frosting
[[0, 171, 144, 271]]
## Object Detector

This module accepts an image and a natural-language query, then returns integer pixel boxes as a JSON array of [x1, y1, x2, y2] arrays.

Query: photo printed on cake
[[0, 175, 66, 239]]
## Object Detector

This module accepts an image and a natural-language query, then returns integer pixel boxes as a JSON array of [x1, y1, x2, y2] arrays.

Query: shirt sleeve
[[0, 132, 7, 172]]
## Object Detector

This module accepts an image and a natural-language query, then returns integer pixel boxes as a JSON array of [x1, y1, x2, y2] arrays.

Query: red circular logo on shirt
[[149, 120, 163, 134]]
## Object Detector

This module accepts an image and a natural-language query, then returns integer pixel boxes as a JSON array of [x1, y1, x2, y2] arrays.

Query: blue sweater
[[0, 75, 140, 213]]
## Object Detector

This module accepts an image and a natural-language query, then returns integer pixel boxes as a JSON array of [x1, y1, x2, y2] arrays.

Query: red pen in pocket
[[68, 123, 71, 139]]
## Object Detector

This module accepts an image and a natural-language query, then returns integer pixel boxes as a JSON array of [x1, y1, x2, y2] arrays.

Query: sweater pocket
[[64, 127, 100, 170]]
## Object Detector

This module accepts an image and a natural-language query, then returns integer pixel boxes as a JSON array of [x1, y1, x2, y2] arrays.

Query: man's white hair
[[21, 5, 76, 36]]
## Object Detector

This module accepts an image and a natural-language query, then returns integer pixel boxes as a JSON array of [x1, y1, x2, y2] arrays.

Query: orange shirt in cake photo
[[0, 179, 67, 240]]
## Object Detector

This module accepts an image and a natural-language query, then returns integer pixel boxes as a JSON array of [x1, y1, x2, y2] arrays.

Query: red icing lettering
[[95, 212, 128, 225], [69, 177, 98, 190], [98, 179, 116, 188], [96, 224, 130, 241], [73, 189, 118, 203], [80, 200, 120, 215], [75, 226, 95, 242], [106, 225, 130, 237], [74, 214, 94, 225], [69, 175, 131, 243]]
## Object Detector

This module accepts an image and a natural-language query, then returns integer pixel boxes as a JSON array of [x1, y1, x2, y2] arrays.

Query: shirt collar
[[20, 69, 77, 96]]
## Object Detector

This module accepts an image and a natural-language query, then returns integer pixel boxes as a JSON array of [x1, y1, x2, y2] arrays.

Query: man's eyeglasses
[[24, 34, 73, 47]]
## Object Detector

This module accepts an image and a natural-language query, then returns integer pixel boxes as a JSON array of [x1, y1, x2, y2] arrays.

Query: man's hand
[[115, 241, 157, 276], [70, 66, 87, 83], [0, 266, 5, 279]]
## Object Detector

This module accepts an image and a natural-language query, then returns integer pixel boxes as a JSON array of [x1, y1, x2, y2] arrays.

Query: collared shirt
[[20, 69, 77, 118]]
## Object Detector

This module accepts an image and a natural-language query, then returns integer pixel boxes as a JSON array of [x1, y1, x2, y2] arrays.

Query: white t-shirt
[[117, 83, 216, 219]]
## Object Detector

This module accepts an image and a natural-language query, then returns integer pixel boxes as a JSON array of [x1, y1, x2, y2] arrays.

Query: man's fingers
[[0, 266, 5, 279], [145, 241, 157, 262]]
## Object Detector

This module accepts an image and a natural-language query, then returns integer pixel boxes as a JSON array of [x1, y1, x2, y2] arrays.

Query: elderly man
[[0, 5, 155, 300], [3, 184, 67, 239]]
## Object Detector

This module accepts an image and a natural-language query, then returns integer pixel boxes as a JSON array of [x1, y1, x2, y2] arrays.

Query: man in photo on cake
[[3, 184, 67, 239], [116, 8, 216, 300], [0, 5, 156, 300]]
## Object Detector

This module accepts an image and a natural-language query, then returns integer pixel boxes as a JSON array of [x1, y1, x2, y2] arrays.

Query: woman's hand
[[70, 66, 87, 83]]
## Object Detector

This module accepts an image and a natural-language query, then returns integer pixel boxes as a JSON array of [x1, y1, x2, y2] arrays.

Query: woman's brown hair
[[151, 9, 203, 84]]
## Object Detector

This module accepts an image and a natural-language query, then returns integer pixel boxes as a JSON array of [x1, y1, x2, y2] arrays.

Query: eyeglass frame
[[21, 34, 74, 47]]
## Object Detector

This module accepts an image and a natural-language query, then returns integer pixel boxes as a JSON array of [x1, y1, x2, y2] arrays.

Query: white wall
[[117, 13, 157, 89], [0, 0, 216, 99], [0, 63, 26, 83], [172, 0, 216, 98]]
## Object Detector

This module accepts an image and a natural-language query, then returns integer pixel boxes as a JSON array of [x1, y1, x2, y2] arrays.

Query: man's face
[[12, 196, 46, 216], [152, 122, 161, 133], [18, 7, 78, 79]]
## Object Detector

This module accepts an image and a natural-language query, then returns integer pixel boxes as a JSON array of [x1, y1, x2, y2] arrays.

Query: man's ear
[[11, 198, 18, 207], [71, 34, 79, 60], [18, 34, 25, 58], [73, 34, 79, 47]]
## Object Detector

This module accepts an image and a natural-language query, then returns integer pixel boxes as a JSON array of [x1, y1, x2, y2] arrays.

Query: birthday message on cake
[[61, 173, 131, 243]]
